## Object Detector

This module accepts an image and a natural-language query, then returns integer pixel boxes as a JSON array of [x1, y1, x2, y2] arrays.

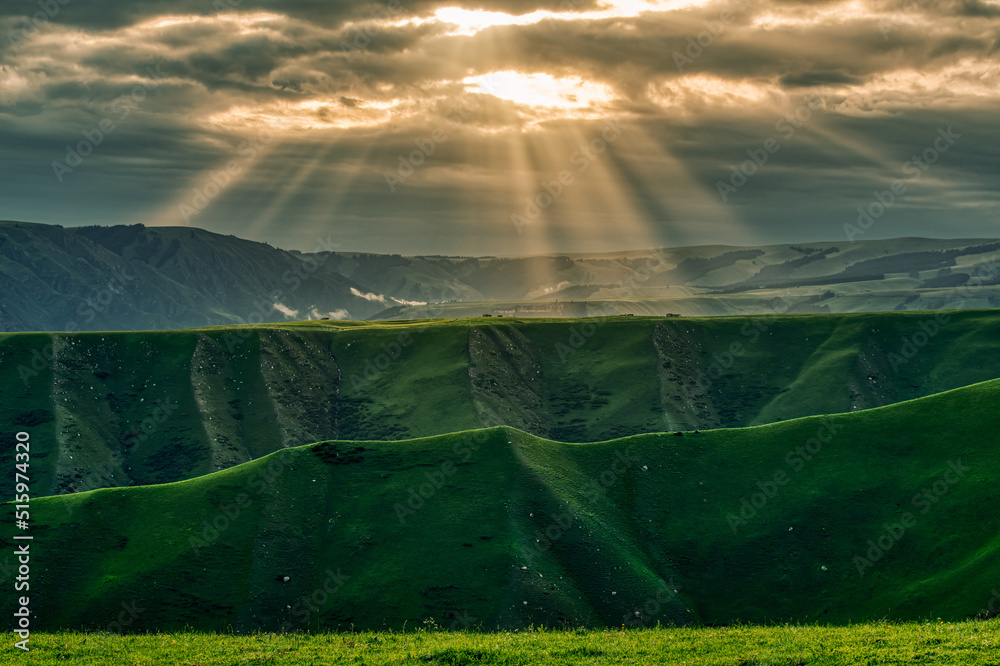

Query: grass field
[[8, 621, 1000, 664], [4, 377, 1000, 633]]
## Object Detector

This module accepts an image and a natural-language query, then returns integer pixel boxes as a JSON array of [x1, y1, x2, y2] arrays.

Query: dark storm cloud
[[779, 71, 863, 87], [931, 0, 1000, 17], [405, 6, 997, 105], [1, 0, 998, 253], [0, 0, 601, 31]]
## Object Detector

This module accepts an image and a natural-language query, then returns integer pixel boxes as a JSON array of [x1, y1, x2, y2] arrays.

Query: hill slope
[[0, 221, 388, 331], [3, 221, 1000, 331], [5, 378, 1000, 631], [3, 310, 1000, 499]]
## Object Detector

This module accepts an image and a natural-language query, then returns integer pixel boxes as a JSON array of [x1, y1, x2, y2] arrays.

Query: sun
[[399, 0, 712, 36], [464, 72, 615, 111]]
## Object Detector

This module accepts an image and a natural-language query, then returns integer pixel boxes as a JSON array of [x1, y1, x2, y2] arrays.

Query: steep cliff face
[[3, 310, 999, 500]]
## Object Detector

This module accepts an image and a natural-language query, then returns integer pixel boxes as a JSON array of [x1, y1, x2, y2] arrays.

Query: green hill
[[3, 310, 1000, 500], [4, 377, 1000, 632]]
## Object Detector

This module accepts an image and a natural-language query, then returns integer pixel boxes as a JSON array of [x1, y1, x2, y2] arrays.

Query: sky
[[1, 0, 998, 255]]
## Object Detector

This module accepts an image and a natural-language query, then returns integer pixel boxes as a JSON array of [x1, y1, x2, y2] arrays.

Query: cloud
[[779, 71, 863, 88], [390, 296, 427, 306], [350, 287, 387, 303], [349, 286, 425, 306], [525, 280, 572, 299], [310, 307, 350, 319], [0, 0, 998, 252], [273, 302, 299, 318]]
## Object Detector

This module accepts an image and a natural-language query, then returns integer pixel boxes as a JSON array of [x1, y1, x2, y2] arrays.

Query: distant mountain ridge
[[0, 221, 389, 332], [1, 221, 999, 332]]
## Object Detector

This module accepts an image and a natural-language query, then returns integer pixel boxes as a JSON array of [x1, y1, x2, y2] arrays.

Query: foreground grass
[[8, 621, 1000, 665]]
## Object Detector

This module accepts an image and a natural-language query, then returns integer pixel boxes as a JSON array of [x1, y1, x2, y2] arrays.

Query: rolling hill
[[3, 310, 1000, 500], [5, 377, 999, 632], [3, 221, 1000, 332]]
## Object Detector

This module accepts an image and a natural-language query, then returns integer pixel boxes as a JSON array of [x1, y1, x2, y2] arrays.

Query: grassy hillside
[[3, 310, 1000, 499], [11, 622, 1000, 665], [4, 378, 1000, 632]]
